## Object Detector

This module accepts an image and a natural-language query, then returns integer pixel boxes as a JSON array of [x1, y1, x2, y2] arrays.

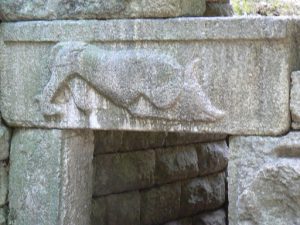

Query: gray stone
[[0, 163, 8, 207], [92, 191, 140, 225], [291, 71, 300, 129], [141, 182, 181, 225], [93, 150, 155, 196], [180, 173, 226, 217], [0, 18, 297, 135], [94, 130, 226, 154], [0, 125, 10, 161], [9, 129, 94, 225], [164, 218, 192, 225], [0, 207, 7, 225], [0, 0, 206, 21], [155, 145, 199, 184], [193, 209, 226, 225], [229, 132, 300, 225], [196, 141, 228, 176], [204, 3, 233, 17]]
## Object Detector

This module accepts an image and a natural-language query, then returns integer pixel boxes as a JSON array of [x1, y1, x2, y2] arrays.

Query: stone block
[[192, 209, 226, 225], [180, 173, 226, 217], [155, 145, 199, 184], [0, 125, 10, 161], [204, 3, 233, 17], [291, 71, 300, 129], [0, 207, 7, 225], [0, 18, 297, 135], [229, 132, 300, 225], [9, 129, 94, 225], [94, 130, 226, 154], [92, 191, 140, 225], [93, 150, 155, 196], [141, 182, 181, 225], [0, 0, 206, 21], [196, 141, 228, 176], [164, 218, 193, 225], [0, 163, 8, 207]]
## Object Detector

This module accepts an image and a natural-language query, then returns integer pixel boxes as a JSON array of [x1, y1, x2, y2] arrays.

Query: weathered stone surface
[[94, 130, 226, 154], [0, 0, 206, 21], [193, 209, 226, 225], [229, 132, 300, 225], [180, 173, 226, 217], [93, 150, 155, 196], [0, 207, 7, 225], [0, 163, 8, 207], [164, 218, 192, 225], [141, 183, 181, 225], [291, 71, 300, 129], [0, 18, 297, 135], [155, 146, 199, 184], [196, 141, 228, 176], [0, 125, 10, 161], [92, 191, 140, 225], [204, 3, 233, 16], [9, 129, 94, 225]]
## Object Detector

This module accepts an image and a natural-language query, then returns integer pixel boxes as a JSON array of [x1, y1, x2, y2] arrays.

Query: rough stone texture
[[180, 173, 226, 217], [92, 191, 140, 225], [9, 129, 94, 225], [93, 150, 155, 196], [0, 125, 10, 161], [193, 209, 226, 225], [163, 209, 226, 225], [94, 130, 226, 154], [155, 146, 199, 184], [0, 0, 206, 21], [0, 207, 7, 225], [291, 71, 300, 129], [196, 141, 228, 176], [229, 132, 300, 225], [164, 218, 192, 225], [0, 18, 297, 135], [141, 182, 181, 225], [204, 3, 233, 16], [0, 163, 8, 207]]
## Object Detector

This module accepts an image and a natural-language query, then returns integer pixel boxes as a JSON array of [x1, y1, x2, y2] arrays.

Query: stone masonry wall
[[92, 131, 228, 225], [0, 123, 10, 225]]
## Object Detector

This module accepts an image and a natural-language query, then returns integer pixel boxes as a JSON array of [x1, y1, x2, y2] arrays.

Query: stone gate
[[0, 0, 300, 225]]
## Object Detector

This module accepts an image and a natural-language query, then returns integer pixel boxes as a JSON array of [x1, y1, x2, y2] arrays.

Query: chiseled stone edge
[[0, 17, 293, 43]]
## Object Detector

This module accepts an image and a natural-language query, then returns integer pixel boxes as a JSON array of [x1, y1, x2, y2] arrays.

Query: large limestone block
[[155, 145, 199, 184], [9, 129, 94, 225], [0, 0, 206, 21], [141, 182, 181, 225], [180, 173, 226, 217], [94, 130, 226, 154], [93, 150, 155, 196], [196, 141, 228, 176], [91, 191, 140, 225], [229, 132, 300, 225], [1, 18, 297, 134]]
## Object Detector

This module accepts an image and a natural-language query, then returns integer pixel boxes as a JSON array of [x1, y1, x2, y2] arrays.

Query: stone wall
[[0, 1, 300, 225], [92, 131, 228, 225], [0, 124, 10, 225]]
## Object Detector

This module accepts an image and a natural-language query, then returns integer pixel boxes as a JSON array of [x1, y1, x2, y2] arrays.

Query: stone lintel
[[1, 18, 299, 135]]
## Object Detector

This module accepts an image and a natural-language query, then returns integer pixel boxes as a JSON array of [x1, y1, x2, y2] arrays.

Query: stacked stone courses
[[1, 0, 300, 225], [92, 134, 228, 225]]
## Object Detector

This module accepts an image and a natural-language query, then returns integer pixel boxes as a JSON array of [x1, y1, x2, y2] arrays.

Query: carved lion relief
[[37, 42, 224, 122]]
